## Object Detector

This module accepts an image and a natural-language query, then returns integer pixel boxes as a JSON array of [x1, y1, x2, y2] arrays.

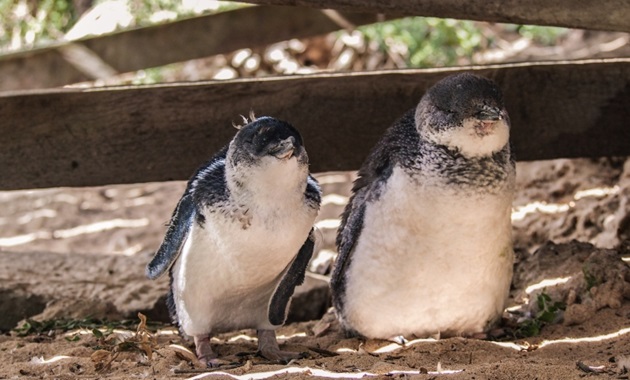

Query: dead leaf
[[169, 344, 197, 363], [135, 312, 154, 359], [91, 349, 111, 364], [91, 349, 117, 372], [312, 321, 331, 337]]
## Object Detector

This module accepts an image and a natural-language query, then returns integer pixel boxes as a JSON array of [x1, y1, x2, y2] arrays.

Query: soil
[[0, 157, 629, 379]]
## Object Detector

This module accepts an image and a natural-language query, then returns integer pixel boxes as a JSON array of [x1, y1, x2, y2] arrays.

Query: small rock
[[0, 288, 46, 331]]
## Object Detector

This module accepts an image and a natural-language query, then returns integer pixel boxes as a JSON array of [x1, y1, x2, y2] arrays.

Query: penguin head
[[228, 116, 308, 168], [415, 73, 510, 157]]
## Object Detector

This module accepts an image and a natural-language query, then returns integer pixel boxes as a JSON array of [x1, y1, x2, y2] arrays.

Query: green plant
[[359, 17, 485, 68], [0, 0, 245, 52], [12, 316, 164, 337], [516, 290, 566, 338], [515, 25, 568, 45], [0, 0, 77, 51], [583, 265, 600, 290]]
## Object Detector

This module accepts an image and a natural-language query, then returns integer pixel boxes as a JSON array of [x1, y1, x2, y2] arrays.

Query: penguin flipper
[[145, 193, 196, 280], [268, 229, 316, 326], [330, 190, 366, 310]]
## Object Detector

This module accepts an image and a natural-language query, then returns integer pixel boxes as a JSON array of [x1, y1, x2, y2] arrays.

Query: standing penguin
[[331, 73, 515, 340], [146, 115, 321, 366]]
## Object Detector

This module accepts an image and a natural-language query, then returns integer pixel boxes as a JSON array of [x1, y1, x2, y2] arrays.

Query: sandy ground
[[0, 157, 629, 379]]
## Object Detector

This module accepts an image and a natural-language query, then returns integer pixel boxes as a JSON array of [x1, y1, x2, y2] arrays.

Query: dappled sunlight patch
[[525, 276, 571, 294], [512, 185, 621, 222], [315, 219, 342, 230], [489, 326, 630, 351], [370, 337, 438, 354], [156, 328, 179, 336], [537, 327, 630, 348], [227, 334, 257, 343], [112, 243, 144, 256], [30, 355, 73, 364], [0, 208, 57, 225], [0, 218, 149, 247], [207, 331, 310, 346], [489, 341, 529, 351], [321, 194, 349, 206], [277, 332, 308, 342], [574, 185, 620, 200], [52, 218, 150, 238], [512, 201, 572, 221], [183, 366, 463, 380], [0, 231, 51, 246], [335, 347, 357, 353], [315, 173, 354, 185]]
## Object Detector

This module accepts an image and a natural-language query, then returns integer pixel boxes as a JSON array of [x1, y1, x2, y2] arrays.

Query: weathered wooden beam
[[0, 5, 386, 91], [239, 0, 630, 33], [1, 59, 629, 190]]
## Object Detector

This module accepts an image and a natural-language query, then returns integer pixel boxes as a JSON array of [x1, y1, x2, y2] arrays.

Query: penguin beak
[[474, 107, 503, 136], [476, 107, 502, 122], [270, 137, 296, 159]]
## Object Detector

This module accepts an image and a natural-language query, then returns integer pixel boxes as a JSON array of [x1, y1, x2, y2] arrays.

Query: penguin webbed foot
[[256, 329, 306, 363], [194, 334, 224, 368]]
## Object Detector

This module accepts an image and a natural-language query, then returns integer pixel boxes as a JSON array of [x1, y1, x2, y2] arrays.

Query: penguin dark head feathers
[[415, 73, 510, 157], [425, 73, 504, 122], [228, 117, 307, 167]]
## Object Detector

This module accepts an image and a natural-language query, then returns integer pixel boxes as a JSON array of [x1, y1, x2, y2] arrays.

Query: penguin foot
[[256, 329, 304, 363], [194, 334, 220, 368]]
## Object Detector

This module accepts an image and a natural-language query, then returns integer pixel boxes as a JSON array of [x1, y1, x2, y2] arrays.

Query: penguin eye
[[440, 107, 456, 115]]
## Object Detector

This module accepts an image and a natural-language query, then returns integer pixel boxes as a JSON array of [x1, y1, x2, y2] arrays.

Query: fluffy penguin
[[146, 115, 321, 366], [331, 73, 515, 340]]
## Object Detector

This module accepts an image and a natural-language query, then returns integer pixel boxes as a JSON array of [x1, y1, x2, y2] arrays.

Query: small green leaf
[[515, 290, 566, 338], [583, 266, 600, 290], [65, 335, 80, 342], [92, 328, 104, 339], [516, 319, 541, 337], [536, 309, 556, 323], [536, 292, 552, 310]]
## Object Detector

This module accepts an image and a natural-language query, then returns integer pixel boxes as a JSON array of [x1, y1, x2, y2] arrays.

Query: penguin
[[331, 73, 515, 340], [146, 115, 321, 366]]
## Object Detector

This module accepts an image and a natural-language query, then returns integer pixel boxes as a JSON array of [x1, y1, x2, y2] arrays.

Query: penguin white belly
[[344, 167, 514, 339], [172, 204, 315, 336]]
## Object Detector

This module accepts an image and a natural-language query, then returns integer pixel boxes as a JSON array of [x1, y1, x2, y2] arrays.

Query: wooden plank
[[0, 6, 386, 91], [1, 59, 629, 190], [239, 0, 630, 33]]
